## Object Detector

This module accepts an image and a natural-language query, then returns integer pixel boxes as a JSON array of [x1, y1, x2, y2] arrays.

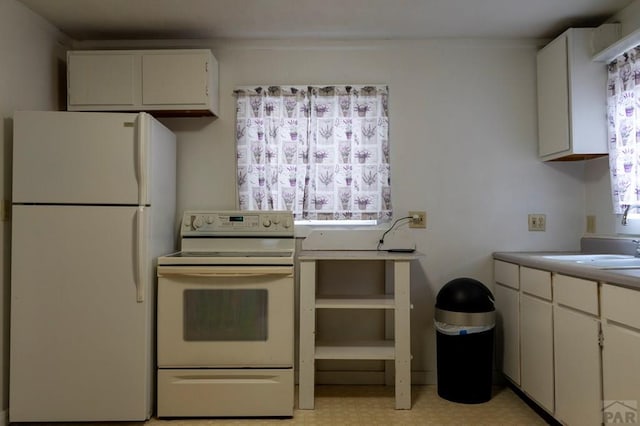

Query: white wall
[[151, 38, 588, 378], [0, 0, 68, 420]]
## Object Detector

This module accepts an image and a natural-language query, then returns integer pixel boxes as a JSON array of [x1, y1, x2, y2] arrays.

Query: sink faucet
[[621, 204, 640, 225], [633, 239, 640, 257]]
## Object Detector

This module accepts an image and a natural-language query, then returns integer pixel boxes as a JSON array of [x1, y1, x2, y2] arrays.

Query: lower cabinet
[[494, 283, 520, 385], [493, 260, 619, 426], [494, 260, 521, 385], [601, 323, 640, 422], [553, 306, 602, 426], [601, 283, 640, 422], [520, 293, 554, 413], [519, 267, 554, 413], [553, 274, 602, 426]]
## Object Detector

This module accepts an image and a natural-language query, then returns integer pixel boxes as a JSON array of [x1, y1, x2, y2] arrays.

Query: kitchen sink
[[576, 258, 640, 269], [542, 254, 640, 269], [542, 254, 634, 262]]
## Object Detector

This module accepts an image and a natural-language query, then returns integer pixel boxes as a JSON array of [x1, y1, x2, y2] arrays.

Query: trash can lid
[[436, 277, 494, 313]]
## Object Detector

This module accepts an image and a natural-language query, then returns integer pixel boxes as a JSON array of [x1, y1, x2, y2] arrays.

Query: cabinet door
[[521, 294, 554, 413], [68, 53, 137, 106], [554, 306, 602, 426], [494, 283, 520, 385], [537, 32, 570, 157], [142, 53, 209, 106], [602, 322, 640, 421]]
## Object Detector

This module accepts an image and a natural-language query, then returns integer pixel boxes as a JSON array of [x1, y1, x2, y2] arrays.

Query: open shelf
[[315, 340, 395, 360], [298, 252, 420, 409], [315, 294, 395, 309]]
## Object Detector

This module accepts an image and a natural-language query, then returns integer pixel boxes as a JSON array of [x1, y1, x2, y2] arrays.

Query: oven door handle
[[157, 266, 294, 278]]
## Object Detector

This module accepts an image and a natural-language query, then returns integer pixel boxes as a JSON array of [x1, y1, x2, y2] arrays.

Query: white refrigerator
[[10, 110, 176, 422]]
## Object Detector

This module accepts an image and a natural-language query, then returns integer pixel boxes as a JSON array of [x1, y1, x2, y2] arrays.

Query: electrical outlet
[[409, 211, 426, 229], [586, 215, 596, 233], [528, 214, 546, 231]]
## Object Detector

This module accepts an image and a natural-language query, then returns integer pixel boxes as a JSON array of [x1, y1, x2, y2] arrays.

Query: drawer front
[[157, 368, 293, 417], [602, 284, 640, 330], [554, 274, 599, 315], [520, 267, 552, 301], [495, 260, 519, 289]]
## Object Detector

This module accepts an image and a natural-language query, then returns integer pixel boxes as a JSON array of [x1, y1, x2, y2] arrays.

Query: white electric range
[[156, 210, 295, 418]]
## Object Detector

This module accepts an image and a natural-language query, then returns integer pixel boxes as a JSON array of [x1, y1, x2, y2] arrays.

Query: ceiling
[[18, 0, 635, 41]]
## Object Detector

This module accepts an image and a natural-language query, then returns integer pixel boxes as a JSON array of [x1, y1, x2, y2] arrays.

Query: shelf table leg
[[298, 260, 316, 409], [394, 260, 412, 409]]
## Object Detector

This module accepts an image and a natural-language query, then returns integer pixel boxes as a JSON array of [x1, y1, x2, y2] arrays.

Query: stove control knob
[[283, 218, 292, 229], [272, 216, 281, 224], [205, 216, 214, 224], [262, 218, 272, 228], [193, 216, 204, 229]]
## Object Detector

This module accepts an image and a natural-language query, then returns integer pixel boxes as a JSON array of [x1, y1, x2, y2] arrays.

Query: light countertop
[[298, 250, 424, 261], [494, 251, 640, 291]]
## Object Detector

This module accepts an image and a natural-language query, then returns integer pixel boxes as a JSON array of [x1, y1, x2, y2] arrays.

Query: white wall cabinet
[[601, 283, 640, 421], [537, 28, 607, 161], [67, 49, 219, 117], [493, 260, 520, 385], [553, 275, 602, 426]]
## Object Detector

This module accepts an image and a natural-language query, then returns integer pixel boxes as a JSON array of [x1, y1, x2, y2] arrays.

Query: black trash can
[[435, 277, 495, 404]]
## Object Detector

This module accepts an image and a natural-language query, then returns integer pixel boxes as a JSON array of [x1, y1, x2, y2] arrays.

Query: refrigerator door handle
[[135, 207, 148, 303], [136, 113, 149, 206]]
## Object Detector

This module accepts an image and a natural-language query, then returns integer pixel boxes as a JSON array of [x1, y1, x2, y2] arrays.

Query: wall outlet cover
[[528, 214, 546, 231]]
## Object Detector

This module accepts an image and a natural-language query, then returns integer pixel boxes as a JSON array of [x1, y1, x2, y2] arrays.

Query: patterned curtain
[[235, 85, 392, 221], [235, 86, 309, 214], [607, 48, 640, 214]]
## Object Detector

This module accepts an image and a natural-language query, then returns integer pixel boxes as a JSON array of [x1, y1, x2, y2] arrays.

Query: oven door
[[157, 265, 294, 368]]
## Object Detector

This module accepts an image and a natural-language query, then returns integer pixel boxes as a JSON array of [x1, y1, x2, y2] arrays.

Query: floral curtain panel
[[235, 85, 392, 221], [607, 48, 640, 214], [235, 86, 309, 213]]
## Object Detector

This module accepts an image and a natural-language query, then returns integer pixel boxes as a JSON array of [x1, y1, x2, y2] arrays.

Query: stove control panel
[[181, 210, 294, 236]]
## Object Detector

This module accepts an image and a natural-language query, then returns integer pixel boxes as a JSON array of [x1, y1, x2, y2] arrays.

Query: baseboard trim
[[506, 382, 561, 426]]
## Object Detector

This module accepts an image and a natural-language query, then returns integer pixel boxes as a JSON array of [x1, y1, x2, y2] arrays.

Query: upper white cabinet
[[67, 49, 219, 117], [537, 28, 607, 161]]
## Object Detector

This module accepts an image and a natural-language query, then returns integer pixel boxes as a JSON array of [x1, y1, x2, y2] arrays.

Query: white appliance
[[10, 110, 176, 422], [156, 210, 295, 418]]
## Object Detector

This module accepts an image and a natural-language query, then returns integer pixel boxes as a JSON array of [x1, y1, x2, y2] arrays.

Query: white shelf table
[[298, 250, 422, 410]]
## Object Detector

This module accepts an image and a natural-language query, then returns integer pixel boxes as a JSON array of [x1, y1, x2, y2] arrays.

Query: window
[[607, 48, 640, 218], [234, 85, 391, 222]]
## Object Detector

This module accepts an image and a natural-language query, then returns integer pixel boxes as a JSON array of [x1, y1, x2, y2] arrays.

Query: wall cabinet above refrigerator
[[537, 28, 607, 161], [67, 49, 219, 117]]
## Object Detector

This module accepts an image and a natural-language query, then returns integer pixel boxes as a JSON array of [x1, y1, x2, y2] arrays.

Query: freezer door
[[13, 110, 146, 204], [10, 205, 152, 421]]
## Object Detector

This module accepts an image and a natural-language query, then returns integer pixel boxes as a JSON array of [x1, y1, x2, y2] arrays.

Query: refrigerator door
[[13, 110, 151, 205], [10, 205, 152, 421]]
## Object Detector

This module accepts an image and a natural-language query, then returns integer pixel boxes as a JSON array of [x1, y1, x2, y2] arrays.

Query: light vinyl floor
[[147, 385, 547, 426]]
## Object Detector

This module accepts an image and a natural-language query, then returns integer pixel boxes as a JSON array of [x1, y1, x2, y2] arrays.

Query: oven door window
[[184, 289, 268, 341]]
